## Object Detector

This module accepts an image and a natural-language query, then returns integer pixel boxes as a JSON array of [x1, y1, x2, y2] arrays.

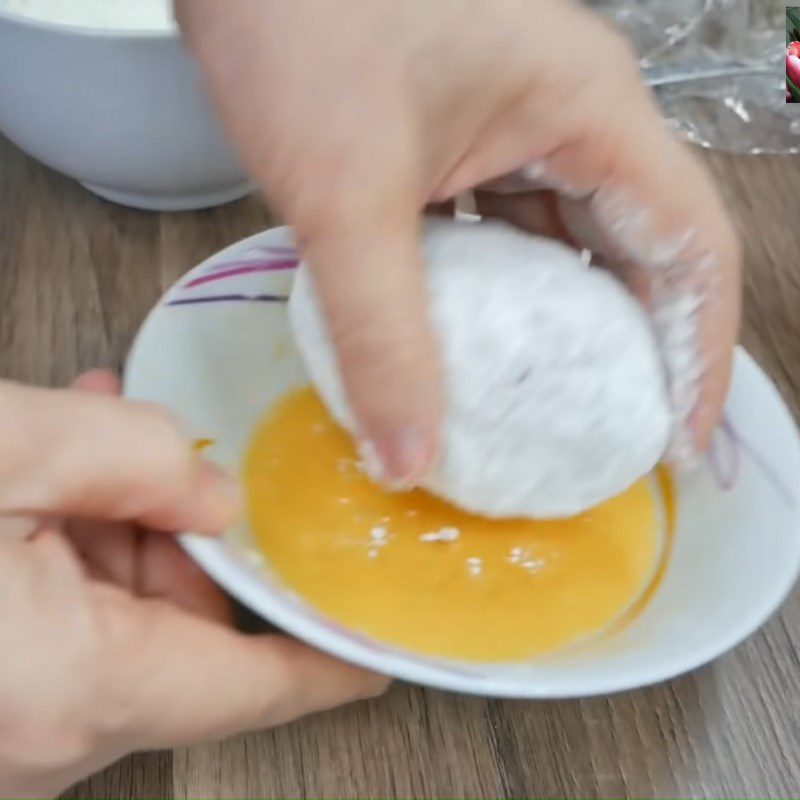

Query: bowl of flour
[[0, 0, 250, 211]]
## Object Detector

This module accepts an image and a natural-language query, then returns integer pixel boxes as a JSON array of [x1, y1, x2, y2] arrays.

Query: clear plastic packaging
[[587, 0, 792, 154]]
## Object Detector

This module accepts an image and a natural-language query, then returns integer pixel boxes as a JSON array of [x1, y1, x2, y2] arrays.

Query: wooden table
[[3, 131, 800, 800]]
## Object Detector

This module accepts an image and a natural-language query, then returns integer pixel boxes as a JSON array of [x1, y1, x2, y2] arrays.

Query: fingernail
[[193, 460, 242, 533], [359, 427, 432, 489]]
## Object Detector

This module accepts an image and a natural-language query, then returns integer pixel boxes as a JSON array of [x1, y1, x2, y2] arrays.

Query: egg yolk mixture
[[245, 387, 668, 662]]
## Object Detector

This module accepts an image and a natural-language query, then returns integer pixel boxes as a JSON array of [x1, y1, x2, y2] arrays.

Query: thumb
[[101, 589, 388, 749], [0, 380, 239, 533], [299, 200, 442, 487]]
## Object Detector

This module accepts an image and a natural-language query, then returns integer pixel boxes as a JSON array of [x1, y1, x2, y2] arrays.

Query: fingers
[[100, 591, 388, 749], [300, 203, 443, 487], [580, 57, 740, 459], [475, 21, 740, 461], [136, 531, 233, 624], [0, 379, 240, 533], [0, 371, 125, 543], [63, 370, 230, 622], [563, 152, 740, 464], [553, 107, 740, 461], [481, 150, 740, 464], [66, 519, 137, 587], [180, 0, 445, 486], [65, 519, 232, 625]]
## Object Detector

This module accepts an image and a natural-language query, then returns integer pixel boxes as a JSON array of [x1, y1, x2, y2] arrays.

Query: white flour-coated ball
[[289, 218, 672, 518]]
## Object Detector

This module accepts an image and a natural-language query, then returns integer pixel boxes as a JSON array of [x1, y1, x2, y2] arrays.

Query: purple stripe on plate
[[186, 260, 298, 288], [166, 294, 288, 306], [709, 415, 795, 507], [204, 251, 297, 274]]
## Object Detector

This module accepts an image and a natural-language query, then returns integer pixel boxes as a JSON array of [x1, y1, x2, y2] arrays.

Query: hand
[[178, 0, 740, 479], [0, 371, 387, 799]]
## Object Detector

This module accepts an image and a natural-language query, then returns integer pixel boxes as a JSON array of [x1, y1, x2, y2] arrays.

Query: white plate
[[125, 225, 800, 698]]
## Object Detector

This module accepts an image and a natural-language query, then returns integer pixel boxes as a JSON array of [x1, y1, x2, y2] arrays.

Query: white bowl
[[0, 9, 250, 211], [125, 225, 800, 698]]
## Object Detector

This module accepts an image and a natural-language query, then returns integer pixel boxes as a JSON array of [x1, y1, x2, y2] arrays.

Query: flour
[[369, 525, 388, 545], [419, 526, 460, 543], [466, 557, 483, 577], [506, 546, 545, 572], [289, 217, 672, 519], [0, 0, 175, 30]]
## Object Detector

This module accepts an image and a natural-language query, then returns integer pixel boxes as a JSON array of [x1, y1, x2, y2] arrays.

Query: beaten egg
[[245, 388, 671, 662]]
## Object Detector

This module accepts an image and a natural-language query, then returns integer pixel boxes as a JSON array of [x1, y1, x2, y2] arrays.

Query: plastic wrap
[[587, 0, 792, 154]]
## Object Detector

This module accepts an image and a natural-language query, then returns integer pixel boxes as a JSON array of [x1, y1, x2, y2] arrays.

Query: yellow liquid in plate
[[245, 388, 666, 662]]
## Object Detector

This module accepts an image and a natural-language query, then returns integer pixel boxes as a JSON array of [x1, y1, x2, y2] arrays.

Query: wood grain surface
[[2, 132, 800, 800]]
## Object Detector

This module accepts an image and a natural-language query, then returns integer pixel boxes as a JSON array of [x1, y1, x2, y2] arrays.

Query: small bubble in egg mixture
[[245, 388, 670, 662]]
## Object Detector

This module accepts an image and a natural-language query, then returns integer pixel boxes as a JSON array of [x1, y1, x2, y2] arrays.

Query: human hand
[[177, 0, 740, 481], [0, 371, 387, 799]]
